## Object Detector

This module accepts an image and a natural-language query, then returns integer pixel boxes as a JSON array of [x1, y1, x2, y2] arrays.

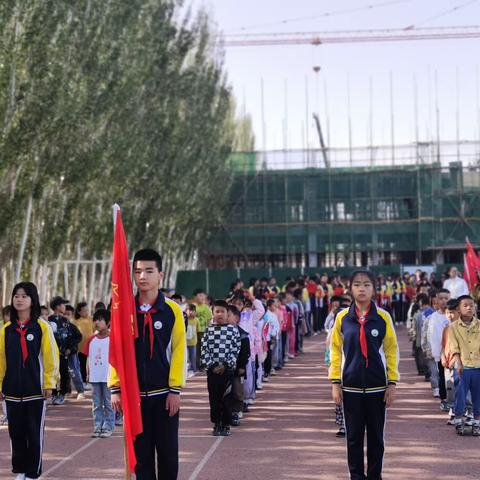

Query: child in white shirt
[[83, 309, 114, 438]]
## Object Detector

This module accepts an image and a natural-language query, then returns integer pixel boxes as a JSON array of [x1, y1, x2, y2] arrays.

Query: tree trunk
[[16, 194, 33, 283]]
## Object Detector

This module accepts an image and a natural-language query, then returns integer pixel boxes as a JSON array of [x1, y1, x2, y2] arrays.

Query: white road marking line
[[43, 438, 99, 477], [188, 436, 223, 480]]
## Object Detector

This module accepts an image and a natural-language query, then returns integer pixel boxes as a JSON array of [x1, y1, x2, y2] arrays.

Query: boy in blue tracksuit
[[329, 270, 399, 480], [109, 249, 186, 480]]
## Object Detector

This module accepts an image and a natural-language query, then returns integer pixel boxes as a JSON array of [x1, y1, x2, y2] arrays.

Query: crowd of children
[[408, 287, 480, 435], [1, 264, 479, 480]]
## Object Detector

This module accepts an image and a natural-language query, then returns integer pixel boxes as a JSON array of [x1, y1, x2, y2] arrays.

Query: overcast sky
[[192, 0, 480, 150]]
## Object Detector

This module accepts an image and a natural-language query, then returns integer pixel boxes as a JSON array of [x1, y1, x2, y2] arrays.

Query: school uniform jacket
[[109, 292, 186, 397], [328, 302, 400, 393], [0, 318, 59, 402]]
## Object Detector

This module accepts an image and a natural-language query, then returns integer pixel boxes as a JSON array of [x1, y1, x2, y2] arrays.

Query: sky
[[191, 0, 480, 150]]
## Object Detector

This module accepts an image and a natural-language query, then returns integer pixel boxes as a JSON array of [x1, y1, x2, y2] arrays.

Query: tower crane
[[222, 25, 480, 47]]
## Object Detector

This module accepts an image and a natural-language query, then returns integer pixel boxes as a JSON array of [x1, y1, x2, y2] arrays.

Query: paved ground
[[1, 326, 479, 479]]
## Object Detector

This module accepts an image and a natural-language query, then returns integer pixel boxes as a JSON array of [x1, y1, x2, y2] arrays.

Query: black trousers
[[196, 332, 204, 369], [310, 297, 320, 332], [318, 304, 329, 331], [78, 352, 88, 382], [134, 395, 179, 480], [343, 391, 386, 480], [207, 368, 233, 426], [6, 399, 46, 479], [438, 361, 447, 401], [52, 355, 70, 397], [231, 375, 244, 413], [281, 331, 287, 360], [264, 341, 272, 376]]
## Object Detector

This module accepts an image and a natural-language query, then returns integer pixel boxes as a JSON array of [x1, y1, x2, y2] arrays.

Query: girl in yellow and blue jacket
[[329, 270, 399, 480], [0, 282, 59, 480]]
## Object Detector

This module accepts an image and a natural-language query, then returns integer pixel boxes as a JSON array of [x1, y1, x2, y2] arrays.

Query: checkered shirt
[[200, 324, 241, 369]]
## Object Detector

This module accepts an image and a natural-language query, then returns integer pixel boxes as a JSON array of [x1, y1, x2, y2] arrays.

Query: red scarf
[[355, 304, 371, 368], [138, 307, 158, 359], [16, 320, 30, 366]]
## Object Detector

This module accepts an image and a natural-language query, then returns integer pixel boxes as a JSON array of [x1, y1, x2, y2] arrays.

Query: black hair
[[437, 288, 450, 295], [2, 305, 12, 318], [133, 248, 163, 272], [278, 292, 286, 300], [94, 301, 106, 311], [171, 293, 183, 302], [446, 298, 460, 310], [75, 301, 88, 319], [457, 294, 474, 304], [286, 281, 297, 292], [293, 288, 303, 299], [93, 308, 110, 325], [187, 303, 196, 312], [193, 288, 205, 296], [330, 295, 342, 303], [40, 305, 48, 311], [227, 305, 240, 318], [10, 282, 41, 324], [349, 270, 377, 290], [65, 305, 74, 312], [416, 293, 430, 306], [266, 298, 275, 308], [50, 296, 69, 310], [231, 294, 245, 305], [213, 299, 229, 310]]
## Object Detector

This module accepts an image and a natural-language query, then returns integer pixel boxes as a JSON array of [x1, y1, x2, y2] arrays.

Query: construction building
[[201, 140, 480, 269]]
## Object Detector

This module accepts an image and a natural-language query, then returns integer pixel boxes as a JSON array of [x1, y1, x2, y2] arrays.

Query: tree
[[0, 0, 251, 298]]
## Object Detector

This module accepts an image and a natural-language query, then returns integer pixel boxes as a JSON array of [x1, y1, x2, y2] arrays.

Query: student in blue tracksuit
[[0, 282, 59, 480], [329, 270, 400, 480]]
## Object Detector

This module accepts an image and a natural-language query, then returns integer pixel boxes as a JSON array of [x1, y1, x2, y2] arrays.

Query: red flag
[[465, 240, 480, 292], [109, 208, 142, 473]]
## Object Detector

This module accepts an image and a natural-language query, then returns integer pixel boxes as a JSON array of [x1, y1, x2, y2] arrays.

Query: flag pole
[[124, 435, 133, 480]]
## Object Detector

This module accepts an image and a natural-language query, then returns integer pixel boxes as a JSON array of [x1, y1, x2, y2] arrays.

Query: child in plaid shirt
[[201, 300, 240, 437]]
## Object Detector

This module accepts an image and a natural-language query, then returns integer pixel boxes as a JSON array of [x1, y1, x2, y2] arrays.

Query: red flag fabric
[[109, 208, 142, 473], [465, 240, 480, 292]]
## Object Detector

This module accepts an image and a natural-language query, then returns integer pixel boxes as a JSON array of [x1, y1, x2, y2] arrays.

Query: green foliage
[[0, 1, 252, 276]]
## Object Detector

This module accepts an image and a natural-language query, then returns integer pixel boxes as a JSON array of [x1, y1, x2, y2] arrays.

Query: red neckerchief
[[16, 320, 31, 367], [138, 306, 158, 359], [355, 304, 371, 368]]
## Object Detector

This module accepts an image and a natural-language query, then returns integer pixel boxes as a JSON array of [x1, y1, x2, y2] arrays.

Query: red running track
[[1, 326, 478, 479]]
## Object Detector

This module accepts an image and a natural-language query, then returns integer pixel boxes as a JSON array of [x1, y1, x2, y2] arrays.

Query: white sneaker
[[76, 392, 86, 401], [448, 417, 462, 426], [187, 370, 195, 378], [14, 474, 25, 480], [433, 388, 440, 398]]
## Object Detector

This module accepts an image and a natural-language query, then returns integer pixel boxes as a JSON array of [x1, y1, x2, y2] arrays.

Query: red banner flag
[[109, 207, 142, 473], [465, 240, 480, 292]]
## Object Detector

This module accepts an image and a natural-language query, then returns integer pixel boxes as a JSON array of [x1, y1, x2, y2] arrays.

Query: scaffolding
[[204, 140, 480, 269]]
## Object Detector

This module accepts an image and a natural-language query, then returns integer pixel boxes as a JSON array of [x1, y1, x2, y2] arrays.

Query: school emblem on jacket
[[26, 334, 34, 341], [154, 321, 163, 330], [371, 329, 379, 337]]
